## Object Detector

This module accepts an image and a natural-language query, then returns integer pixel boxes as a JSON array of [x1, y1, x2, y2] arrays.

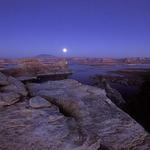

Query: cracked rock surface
[[0, 72, 9, 86], [27, 79, 150, 149], [0, 72, 150, 150], [0, 73, 27, 107]]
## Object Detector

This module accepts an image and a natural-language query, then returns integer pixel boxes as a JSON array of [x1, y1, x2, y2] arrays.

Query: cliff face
[[0, 72, 150, 150], [70, 57, 150, 65], [0, 57, 69, 77], [92, 68, 150, 134]]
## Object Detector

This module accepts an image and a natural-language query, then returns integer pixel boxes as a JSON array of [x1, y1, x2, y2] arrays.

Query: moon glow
[[62, 48, 68, 53]]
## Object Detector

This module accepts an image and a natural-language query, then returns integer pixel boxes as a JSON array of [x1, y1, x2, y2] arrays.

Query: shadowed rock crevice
[[92, 76, 126, 108], [58, 104, 74, 117], [92, 70, 150, 133], [97, 144, 110, 150], [124, 80, 150, 132]]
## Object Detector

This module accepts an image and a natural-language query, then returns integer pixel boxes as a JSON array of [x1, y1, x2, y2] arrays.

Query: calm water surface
[[68, 63, 150, 85]]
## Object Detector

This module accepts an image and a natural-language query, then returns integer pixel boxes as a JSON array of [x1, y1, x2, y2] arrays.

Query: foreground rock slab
[[27, 79, 150, 149], [0, 75, 150, 150], [0, 100, 101, 150]]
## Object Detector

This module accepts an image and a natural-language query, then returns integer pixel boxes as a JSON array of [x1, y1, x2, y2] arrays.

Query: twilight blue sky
[[0, 0, 150, 58]]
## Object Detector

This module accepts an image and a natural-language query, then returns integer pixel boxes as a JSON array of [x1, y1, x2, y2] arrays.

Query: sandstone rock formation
[[0, 72, 150, 149], [0, 100, 101, 150], [69, 57, 150, 65], [27, 79, 150, 149], [0, 72, 9, 86], [1, 57, 69, 78], [0, 92, 20, 107], [0, 73, 27, 107]]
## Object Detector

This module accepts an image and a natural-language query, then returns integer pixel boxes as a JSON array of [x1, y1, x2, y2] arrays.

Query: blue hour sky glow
[[0, 0, 150, 58]]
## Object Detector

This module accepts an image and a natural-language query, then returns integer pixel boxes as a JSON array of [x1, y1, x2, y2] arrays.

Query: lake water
[[68, 63, 150, 85]]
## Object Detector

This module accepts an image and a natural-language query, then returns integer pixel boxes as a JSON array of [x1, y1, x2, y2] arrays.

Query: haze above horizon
[[0, 0, 150, 58]]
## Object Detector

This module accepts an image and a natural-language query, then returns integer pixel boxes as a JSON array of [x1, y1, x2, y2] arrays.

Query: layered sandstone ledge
[[0, 72, 150, 150], [0, 56, 70, 78], [69, 57, 150, 65]]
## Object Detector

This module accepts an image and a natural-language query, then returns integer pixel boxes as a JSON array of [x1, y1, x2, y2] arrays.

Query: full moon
[[62, 48, 68, 53]]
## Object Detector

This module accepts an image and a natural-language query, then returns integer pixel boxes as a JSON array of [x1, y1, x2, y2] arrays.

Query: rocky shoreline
[[0, 71, 150, 149], [0, 56, 69, 77]]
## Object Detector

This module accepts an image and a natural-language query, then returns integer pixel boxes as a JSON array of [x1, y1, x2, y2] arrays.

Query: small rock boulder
[[29, 96, 52, 109]]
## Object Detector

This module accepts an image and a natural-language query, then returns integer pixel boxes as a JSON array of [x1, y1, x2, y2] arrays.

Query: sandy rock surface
[[0, 72, 150, 150], [27, 79, 150, 149]]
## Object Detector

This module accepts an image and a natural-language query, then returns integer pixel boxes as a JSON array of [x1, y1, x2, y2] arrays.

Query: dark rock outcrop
[[93, 69, 150, 132], [92, 77, 126, 108]]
